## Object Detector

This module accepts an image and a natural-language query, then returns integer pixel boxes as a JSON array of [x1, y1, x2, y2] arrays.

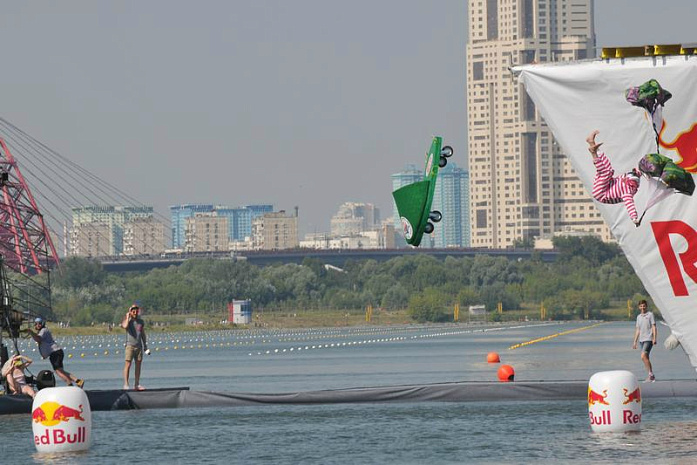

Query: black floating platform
[[2, 380, 697, 414]]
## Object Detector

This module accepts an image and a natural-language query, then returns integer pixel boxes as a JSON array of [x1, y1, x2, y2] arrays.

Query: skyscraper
[[392, 164, 426, 246], [170, 204, 214, 249], [466, 0, 610, 248], [391, 162, 470, 248], [70, 205, 155, 256], [170, 204, 273, 248], [432, 162, 470, 247]]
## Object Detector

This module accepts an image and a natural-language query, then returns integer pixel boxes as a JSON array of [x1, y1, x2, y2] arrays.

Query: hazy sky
[[0, 1, 694, 235]]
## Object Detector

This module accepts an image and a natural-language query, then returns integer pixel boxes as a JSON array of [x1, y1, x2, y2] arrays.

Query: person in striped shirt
[[587, 130, 641, 225]]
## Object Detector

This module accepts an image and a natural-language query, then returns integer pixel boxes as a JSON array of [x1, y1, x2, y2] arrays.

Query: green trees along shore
[[48, 236, 647, 326]]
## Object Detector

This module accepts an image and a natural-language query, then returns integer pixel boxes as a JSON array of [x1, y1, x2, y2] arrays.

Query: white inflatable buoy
[[588, 370, 641, 433], [32, 386, 91, 452]]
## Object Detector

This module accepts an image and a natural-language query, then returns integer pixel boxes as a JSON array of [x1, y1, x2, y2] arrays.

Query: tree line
[[49, 236, 648, 325]]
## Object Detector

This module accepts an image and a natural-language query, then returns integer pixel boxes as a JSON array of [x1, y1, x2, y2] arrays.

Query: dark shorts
[[49, 349, 65, 370], [640, 341, 654, 354]]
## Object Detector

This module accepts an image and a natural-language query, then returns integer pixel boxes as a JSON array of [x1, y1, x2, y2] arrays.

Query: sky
[[0, 1, 694, 236]]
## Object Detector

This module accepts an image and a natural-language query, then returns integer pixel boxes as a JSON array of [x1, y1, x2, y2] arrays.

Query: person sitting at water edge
[[2, 355, 36, 398]]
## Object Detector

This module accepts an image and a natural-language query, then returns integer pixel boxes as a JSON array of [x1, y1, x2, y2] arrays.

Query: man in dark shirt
[[121, 304, 148, 390]]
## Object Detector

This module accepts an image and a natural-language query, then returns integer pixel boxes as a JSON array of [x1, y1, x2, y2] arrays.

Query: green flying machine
[[392, 136, 453, 246]]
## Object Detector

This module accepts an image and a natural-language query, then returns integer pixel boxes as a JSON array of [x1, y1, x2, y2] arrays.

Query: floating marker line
[[508, 322, 606, 350]]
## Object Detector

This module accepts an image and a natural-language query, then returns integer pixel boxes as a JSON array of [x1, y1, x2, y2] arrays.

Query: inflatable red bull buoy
[[487, 352, 501, 363], [32, 386, 92, 453], [588, 370, 641, 433]]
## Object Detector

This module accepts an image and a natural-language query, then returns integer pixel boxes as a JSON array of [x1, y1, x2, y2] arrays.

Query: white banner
[[516, 56, 697, 371]]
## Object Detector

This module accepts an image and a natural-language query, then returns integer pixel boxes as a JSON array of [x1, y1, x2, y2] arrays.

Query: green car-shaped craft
[[392, 136, 453, 246]]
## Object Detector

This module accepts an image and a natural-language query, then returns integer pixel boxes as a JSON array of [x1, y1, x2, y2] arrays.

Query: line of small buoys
[[507, 322, 606, 350], [11, 321, 567, 359]]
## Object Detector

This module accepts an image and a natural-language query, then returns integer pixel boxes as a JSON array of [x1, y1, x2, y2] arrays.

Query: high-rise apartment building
[[70, 206, 155, 256], [330, 202, 381, 237], [431, 162, 471, 248], [123, 218, 166, 256], [170, 204, 214, 249], [170, 204, 273, 248], [252, 211, 299, 250], [466, 0, 610, 248], [391, 162, 471, 248], [184, 213, 229, 253]]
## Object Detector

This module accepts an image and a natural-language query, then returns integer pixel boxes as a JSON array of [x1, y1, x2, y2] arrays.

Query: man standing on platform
[[121, 304, 148, 390], [632, 300, 657, 382], [27, 317, 84, 388]]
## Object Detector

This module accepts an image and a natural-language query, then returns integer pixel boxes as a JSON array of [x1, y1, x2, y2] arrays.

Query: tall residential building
[[170, 204, 273, 248], [466, 0, 610, 248], [184, 213, 229, 253], [432, 162, 471, 247], [70, 223, 112, 257], [330, 202, 381, 237], [124, 218, 166, 256], [391, 164, 425, 246], [252, 211, 299, 250], [70, 206, 154, 256], [216, 204, 274, 242], [391, 163, 471, 248], [170, 204, 214, 249]]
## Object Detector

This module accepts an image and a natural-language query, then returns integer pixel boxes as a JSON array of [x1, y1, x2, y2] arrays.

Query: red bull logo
[[659, 120, 697, 173], [623, 387, 641, 405], [587, 388, 609, 406], [32, 401, 87, 446], [651, 220, 697, 297]]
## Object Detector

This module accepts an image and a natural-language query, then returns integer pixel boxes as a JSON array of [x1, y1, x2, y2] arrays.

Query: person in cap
[[587, 130, 642, 225], [121, 304, 148, 390], [27, 317, 84, 388], [2, 354, 36, 398]]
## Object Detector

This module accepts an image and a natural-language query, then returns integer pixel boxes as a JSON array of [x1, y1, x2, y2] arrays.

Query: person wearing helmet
[[27, 317, 84, 388]]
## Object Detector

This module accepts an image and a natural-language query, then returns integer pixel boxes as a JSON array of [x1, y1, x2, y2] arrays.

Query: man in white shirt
[[632, 300, 657, 382]]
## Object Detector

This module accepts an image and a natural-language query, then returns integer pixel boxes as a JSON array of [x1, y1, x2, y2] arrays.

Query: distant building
[[70, 206, 154, 257], [123, 217, 166, 256], [215, 204, 273, 242], [252, 211, 299, 250], [466, 0, 606, 247], [300, 222, 394, 250], [170, 204, 214, 249], [391, 162, 471, 248], [431, 162, 470, 248], [70, 222, 113, 257], [184, 213, 229, 253], [330, 202, 381, 236], [391, 164, 424, 247], [170, 203, 273, 248]]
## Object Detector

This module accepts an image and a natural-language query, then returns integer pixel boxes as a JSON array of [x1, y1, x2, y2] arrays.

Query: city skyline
[[0, 2, 692, 238]]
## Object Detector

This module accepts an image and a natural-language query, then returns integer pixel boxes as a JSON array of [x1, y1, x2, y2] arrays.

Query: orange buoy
[[486, 352, 500, 363], [497, 364, 515, 382]]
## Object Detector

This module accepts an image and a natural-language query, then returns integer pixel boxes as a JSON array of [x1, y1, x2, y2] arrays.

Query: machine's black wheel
[[441, 146, 454, 157], [438, 157, 447, 168], [424, 222, 435, 234], [429, 210, 442, 222]]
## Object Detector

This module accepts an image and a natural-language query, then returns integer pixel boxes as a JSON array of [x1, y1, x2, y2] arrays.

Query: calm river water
[[3, 321, 697, 464]]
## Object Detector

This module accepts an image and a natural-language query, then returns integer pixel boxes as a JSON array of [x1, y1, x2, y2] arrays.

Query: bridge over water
[[100, 248, 559, 272]]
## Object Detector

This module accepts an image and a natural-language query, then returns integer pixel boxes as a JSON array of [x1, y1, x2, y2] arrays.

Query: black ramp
[[2, 381, 697, 413]]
